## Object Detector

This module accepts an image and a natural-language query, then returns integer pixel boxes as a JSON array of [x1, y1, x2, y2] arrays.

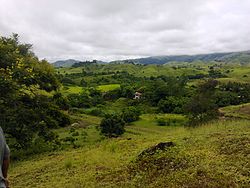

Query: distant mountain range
[[52, 51, 250, 67], [52, 59, 81, 67], [52, 59, 107, 67]]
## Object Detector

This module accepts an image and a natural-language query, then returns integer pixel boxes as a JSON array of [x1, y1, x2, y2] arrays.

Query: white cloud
[[0, 0, 250, 62]]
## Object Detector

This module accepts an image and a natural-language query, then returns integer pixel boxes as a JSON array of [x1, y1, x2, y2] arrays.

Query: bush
[[88, 108, 104, 117], [214, 91, 239, 107], [71, 131, 79, 137], [53, 93, 70, 110], [100, 114, 125, 137], [122, 107, 141, 123], [61, 77, 76, 85], [10, 136, 61, 160], [158, 96, 188, 114]]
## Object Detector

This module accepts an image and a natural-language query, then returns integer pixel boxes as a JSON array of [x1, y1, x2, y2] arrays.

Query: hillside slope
[[113, 51, 250, 65], [52, 59, 81, 67], [10, 118, 250, 187], [52, 51, 250, 67]]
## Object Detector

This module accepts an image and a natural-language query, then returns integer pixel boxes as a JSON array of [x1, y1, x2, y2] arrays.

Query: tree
[[80, 78, 88, 87], [0, 34, 70, 150], [120, 84, 135, 98], [121, 107, 141, 123], [100, 114, 125, 137], [144, 76, 187, 105], [185, 79, 219, 126], [214, 91, 239, 107], [53, 92, 70, 110], [158, 96, 188, 114]]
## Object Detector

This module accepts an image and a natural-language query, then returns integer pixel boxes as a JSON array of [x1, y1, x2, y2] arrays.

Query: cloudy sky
[[0, 0, 250, 62]]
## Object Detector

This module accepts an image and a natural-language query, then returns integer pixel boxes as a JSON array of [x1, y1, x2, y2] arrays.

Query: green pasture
[[10, 116, 250, 187], [226, 67, 250, 82], [131, 113, 188, 127], [97, 84, 120, 92], [61, 86, 84, 96], [57, 67, 83, 75], [57, 63, 207, 78], [220, 103, 250, 119]]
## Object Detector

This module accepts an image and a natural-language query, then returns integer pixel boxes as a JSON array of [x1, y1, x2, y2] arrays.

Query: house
[[134, 92, 142, 99]]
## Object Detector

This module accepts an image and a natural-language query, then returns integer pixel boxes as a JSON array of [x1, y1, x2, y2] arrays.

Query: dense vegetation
[[0, 34, 70, 158], [1, 34, 250, 187]]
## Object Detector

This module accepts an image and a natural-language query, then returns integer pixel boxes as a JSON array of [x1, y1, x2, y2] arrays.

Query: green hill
[[52, 59, 81, 67], [3, 34, 250, 188], [52, 51, 250, 67], [10, 118, 250, 187], [220, 103, 250, 119], [112, 51, 250, 65]]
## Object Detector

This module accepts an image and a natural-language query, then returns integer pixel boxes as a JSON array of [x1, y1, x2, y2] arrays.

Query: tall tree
[[185, 79, 219, 126], [0, 34, 69, 150]]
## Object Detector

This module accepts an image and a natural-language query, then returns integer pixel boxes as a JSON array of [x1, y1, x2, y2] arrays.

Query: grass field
[[57, 67, 83, 75], [220, 103, 250, 119], [57, 63, 207, 78], [56, 63, 250, 92], [9, 116, 250, 187], [10, 63, 250, 187], [61, 86, 84, 95], [97, 84, 120, 92]]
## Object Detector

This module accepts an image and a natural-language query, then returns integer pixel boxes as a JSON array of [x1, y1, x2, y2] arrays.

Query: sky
[[0, 0, 250, 62]]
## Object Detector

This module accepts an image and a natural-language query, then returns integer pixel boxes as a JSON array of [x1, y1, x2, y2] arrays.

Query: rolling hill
[[52, 51, 250, 67], [52, 59, 81, 67], [113, 51, 250, 65]]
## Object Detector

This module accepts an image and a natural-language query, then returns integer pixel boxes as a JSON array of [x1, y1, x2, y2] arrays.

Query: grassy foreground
[[10, 117, 250, 187]]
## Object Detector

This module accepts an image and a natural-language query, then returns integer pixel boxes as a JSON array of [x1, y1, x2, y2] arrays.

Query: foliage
[[208, 68, 226, 78], [61, 77, 76, 85], [53, 92, 70, 110], [158, 96, 188, 113], [219, 81, 250, 104], [67, 87, 103, 108], [100, 114, 125, 137], [143, 76, 188, 105], [67, 93, 91, 108], [185, 79, 219, 126], [86, 108, 104, 117], [0, 34, 70, 151], [214, 91, 239, 107], [121, 107, 141, 123], [120, 84, 135, 98], [72, 60, 97, 67]]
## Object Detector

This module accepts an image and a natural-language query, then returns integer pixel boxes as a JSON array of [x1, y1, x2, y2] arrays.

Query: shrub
[[158, 96, 188, 114], [61, 136, 77, 148], [88, 108, 104, 117], [100, 114, 125, 137], [53, 93, 70, 110], [122, 107, 141, 123], [71, 131, 79, 137]]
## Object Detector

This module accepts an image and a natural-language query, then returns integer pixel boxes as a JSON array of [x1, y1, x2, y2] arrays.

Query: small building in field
[[134, 92, 142, 100]]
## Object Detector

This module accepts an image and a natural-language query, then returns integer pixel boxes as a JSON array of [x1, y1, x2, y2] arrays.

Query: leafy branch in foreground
[[0, 34, 70, 154]]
